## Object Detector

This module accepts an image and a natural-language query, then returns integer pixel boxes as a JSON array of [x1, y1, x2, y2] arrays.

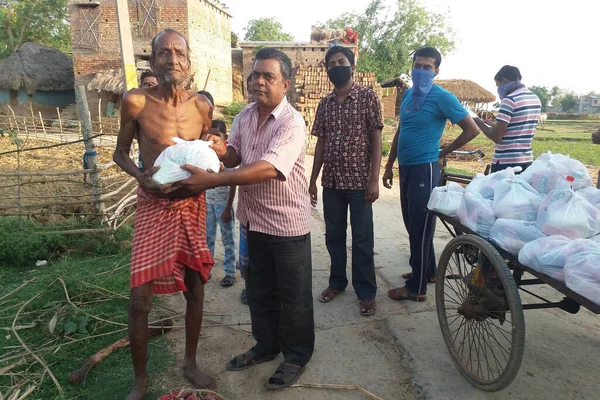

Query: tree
[[243, 17, 293, 42], [231, 32, 239, 48], [0, 0, 70, 59], [320, 0, 456, 82], [530, 86, 550, 112], [561, 93, 577, 112], [549, 86, 563, 108]]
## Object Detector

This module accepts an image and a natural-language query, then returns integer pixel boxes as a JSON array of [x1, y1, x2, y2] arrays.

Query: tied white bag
[[152, 138, 221, 185], [457, 192, 497, 238], [465, 167, 520, 199], [564, 251, 600, 305], [492, 177, 543, 221], [521, 151, 593, 194], [536, 186, 600, 239], [489, 219, 546, 256], [427, 182, 464, 217], [577, 187, 600, 208]]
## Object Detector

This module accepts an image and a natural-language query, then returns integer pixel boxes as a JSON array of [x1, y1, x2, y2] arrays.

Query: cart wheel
[[435, 234, 525, 392]]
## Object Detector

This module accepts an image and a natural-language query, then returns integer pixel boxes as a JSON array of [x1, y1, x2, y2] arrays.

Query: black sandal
[[240, 288, 248, 305], [221, 274, 236, 287], [387, 287, 427, 302], [226, 349, 278, 371], [402, 272, 436, 284], [264, 363, 305, 390], [359, 299, 377, 316]]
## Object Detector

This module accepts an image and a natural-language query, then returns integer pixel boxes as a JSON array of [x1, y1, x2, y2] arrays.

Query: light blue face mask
[[410, 68, 436, 110], [497, 81, 516, 99]]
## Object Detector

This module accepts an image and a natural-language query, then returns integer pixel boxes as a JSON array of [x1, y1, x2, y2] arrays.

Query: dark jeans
[[490, 161, 532, 173], [399, 162, 441, 296], [323, 188, 376, 300], [246, 231, 314, 367]]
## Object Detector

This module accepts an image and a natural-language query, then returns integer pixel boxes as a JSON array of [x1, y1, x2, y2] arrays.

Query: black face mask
[[327, 66, 352, 87]]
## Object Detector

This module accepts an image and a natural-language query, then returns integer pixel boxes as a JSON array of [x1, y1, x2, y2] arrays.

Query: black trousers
[[246, 231, 315, 367]]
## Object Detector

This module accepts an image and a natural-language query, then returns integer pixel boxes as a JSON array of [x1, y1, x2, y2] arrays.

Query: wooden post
[[56, 107, 64, 142], [38, 112, 47, 139], [29, 101, 37, 133], [75, 85, 106, 219], [98, 98, 103, 136], [115, 0, 138, 91]]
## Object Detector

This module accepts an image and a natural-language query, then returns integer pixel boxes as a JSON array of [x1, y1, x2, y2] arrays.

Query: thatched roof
[[380, 76, 410, 90], [0, 43, 74, 93], [87, 68, 143, 94], [436, 79, 495, 103]]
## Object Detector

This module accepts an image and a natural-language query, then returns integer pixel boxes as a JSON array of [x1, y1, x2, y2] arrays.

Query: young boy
[[205, 120, 237, 286]]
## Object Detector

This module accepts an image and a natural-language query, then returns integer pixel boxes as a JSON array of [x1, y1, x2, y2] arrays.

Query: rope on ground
[[290, 383, 385, 400]]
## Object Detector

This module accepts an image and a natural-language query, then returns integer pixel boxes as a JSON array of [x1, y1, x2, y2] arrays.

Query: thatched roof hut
[[435, 79, 495, 103], [380, 76, 410, 90], [0, 43, 74, 94], [87, 68, 145, 95]]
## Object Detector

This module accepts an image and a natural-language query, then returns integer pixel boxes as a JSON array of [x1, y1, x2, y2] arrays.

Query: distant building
[[575, 94, 600, 114], [68, 0, 233, 116]]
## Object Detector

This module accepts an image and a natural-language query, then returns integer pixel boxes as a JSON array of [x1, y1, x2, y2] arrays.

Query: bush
[[0, 217, 132, 268], [223, 101, 247, 117], [382, 141, 391, 157]]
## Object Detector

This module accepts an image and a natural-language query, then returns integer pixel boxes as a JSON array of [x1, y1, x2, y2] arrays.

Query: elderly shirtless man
[[113, 29, 215, 399]]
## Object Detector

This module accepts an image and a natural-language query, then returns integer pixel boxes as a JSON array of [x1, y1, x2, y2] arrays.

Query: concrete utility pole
[[115, 0, 138, 91]]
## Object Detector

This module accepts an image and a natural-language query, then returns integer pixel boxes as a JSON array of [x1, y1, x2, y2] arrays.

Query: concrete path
[[157, 156, 600, 400]]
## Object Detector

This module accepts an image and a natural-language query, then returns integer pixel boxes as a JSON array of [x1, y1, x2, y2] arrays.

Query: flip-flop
[[318, 288, 343, 303], [359, 299, 376, 316], [221, 275, 236, 287], [264, 363, 305, 390], [387, 287, 426, 302], [226, 349, 278, 371], [240, 288, 248, 305], [402, 272, 436, 284]]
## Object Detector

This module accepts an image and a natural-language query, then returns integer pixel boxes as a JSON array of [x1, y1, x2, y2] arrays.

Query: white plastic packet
[[465, 167, 520, 199], [489, 219, 546, 256], [517, 235, 600, 281], [492, 177, 543, 221], [457, 192, 497, 238], [152, 138, 221, 185], [565, 251, 600, 305], [521, 151, 593, 194], [427, 182, 465, 217], [536, 186, 600, 239]]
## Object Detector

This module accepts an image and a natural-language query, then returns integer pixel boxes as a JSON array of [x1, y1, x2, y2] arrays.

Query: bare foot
[[183, 364, 216, 390], [124, 378, 148, 400]]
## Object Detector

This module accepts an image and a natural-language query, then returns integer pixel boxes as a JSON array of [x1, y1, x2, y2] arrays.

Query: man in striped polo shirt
[[475, 65, 541, 172]]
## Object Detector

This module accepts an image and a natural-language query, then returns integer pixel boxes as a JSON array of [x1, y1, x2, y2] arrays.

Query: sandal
[[359, 299, 376, 316], [402, 272, 436, 284], [264, 363, 305, 390], [221, 274, 236, 287], [318, 287, 343, 303], [240, 288, 248, 305], [226, 348, 278, 371], [387, 287, 427, 302]]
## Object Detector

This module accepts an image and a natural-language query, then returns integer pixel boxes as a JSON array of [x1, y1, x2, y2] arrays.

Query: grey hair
[[254, 47, 292, 81]]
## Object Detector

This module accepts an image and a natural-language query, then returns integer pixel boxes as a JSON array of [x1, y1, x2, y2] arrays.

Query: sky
[[223, 0, 600, 97]]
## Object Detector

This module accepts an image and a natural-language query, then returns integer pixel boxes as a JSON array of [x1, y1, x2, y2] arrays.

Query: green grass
[[0, 220, 174, 399], [443, 120, 600, 167]]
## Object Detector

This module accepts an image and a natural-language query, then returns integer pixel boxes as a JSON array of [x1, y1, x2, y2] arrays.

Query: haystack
[[87, 69, 140, 95], [0, 42, 74, 94], [435, 79, 495, 103]]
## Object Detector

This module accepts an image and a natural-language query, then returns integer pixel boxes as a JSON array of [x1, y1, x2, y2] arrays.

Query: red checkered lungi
[[130, 187, 214, 294]]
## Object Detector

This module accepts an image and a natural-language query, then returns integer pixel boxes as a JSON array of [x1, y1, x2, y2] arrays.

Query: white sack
[[536, 186, 600, 239], [457, 192, 497, 238], [427, 182, 465, 217], [465, 167, 520, 199], [492, 177, 543, 221], [152, 138, 221, 185], [520, 151, 593, 194], [565, 251, 600, 305], [489, 219, 546, 255]]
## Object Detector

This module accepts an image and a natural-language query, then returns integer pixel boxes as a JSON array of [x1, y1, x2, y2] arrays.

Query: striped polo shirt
[[493, 84, 541, 164]]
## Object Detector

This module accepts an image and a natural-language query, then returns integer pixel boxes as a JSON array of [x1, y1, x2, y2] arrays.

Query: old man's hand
[[177, 164, 217, 195], [137, 166, 178, 198]]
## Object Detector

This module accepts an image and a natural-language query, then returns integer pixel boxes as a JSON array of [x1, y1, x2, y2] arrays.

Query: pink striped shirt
[[227, 97, 311, 237]]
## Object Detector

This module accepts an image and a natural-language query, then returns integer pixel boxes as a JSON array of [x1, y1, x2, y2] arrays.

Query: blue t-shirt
[[397, 85, 468, 166]]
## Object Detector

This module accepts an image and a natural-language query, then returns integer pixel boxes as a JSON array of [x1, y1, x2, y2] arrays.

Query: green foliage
[[382, 141, 392, 157], [223, 101, 247, 117], [384, 118, 397, 126], [561, 93, 577, 112], [0, 217, 132, 268], [530, 86, 550, 112], [231, 31, 239, 48], [244, 17, 294, 41], [321, 0, 456, 82], [0, 0, 71, 59]]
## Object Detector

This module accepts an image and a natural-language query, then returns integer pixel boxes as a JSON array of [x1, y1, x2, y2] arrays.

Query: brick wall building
[[68, 0, 232, 111]]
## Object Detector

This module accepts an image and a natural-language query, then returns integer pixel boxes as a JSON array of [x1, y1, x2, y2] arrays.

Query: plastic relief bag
[[427, 182, 465, 217], [517, 236, 600, 281], [577, 187, 600, 208], [521, 151, 593, 194], [492, 177, 543, 221], [536, 186, 600, 239], [564, 251, 600, 305], [152, 138, 221, 185], [457, 192, 497, 239], [465, 167, 520, 199], [489, 219, 546, 256]]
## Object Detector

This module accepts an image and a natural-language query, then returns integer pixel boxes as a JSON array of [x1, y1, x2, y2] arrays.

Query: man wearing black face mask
[[309, 46, 383, 316]]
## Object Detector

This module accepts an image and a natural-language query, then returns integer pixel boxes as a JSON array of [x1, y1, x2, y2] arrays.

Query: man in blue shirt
[[382, 47, 479, 302]]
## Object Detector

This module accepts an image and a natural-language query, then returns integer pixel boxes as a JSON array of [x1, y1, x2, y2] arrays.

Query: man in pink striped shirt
[[178, 48, 314, 390]]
